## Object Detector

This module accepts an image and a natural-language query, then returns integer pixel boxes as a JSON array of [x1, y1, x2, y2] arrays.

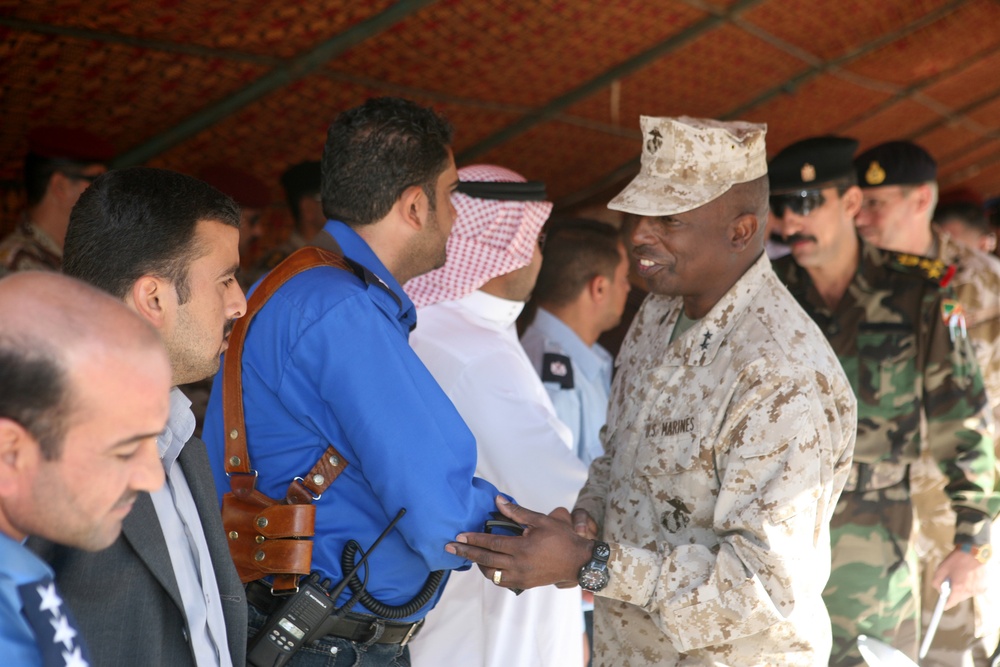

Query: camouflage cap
[[608, 115, 768, 217]]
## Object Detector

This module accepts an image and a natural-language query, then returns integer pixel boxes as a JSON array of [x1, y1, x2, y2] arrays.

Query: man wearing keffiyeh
[[406, 165, 588, 667]]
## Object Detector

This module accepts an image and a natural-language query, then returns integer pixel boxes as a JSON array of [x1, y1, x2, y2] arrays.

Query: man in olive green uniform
[[855, 140, 1000, 666], [769, 136, 1000, 667]]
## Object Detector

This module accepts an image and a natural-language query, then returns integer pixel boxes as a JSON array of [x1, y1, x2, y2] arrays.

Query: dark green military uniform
[[773, 240, 999, 667]]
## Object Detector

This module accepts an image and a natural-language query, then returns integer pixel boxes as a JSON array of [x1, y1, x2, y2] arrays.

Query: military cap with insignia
[[608, 115, 768, 217], [768, 136, 859, 218], [768, 136, 859, 194], [854, 140, 937, 188]]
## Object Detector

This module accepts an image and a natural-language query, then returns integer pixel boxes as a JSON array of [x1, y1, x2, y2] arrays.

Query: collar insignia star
[[700, 331, 712, 350], [36, 582, 62, 615], [50, 614, 77, 650], [62, 646, 90, 667]]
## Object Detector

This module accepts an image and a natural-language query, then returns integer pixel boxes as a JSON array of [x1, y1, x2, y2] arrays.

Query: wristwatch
[[578, 541, 611, 592], [959, 543, 992, 564]]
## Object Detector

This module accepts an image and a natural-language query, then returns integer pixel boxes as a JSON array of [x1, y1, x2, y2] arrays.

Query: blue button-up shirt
[[0, 533, 53, 666], [521, 308, 614, 466], [204, 220, 502, 622]]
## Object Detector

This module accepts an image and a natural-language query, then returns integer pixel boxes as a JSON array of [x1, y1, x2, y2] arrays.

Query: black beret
[[768, 136, 859, 193], [280, 161, 322, 201], [854, 140, 937, 188]]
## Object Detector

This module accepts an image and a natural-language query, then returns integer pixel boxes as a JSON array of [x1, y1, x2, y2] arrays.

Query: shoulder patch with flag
[[941, 299, 968, 342]]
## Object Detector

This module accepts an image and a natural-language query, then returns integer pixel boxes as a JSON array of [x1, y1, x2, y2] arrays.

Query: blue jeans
[[248, 604, 411, 667]]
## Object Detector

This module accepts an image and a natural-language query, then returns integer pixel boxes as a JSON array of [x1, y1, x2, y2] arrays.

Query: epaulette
[[541, 352, 574, 389], [887, 252, 956, 287]]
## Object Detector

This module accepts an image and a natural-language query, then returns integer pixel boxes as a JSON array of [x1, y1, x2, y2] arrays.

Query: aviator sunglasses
[[769, 190, 826, 218]]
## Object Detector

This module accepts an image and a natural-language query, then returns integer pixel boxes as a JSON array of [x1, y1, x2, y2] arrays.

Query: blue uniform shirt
[[521, 307, 613, 466], [203, 220, 503, 622], [0, 533, 53, 666]]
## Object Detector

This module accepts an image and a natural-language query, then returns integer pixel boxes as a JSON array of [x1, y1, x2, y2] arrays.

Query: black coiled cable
[[339, 540, 444, 619]]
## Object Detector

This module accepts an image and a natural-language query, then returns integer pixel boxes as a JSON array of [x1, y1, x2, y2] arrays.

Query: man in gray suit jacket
[[29, 166, 249, 666]]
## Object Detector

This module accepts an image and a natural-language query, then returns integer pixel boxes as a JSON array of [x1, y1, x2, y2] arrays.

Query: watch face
[[579, 568, 609, 591], [594, 543, 611, 560]]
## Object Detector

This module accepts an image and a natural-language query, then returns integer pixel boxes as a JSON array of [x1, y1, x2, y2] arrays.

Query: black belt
[[246, 581, 422, 646]]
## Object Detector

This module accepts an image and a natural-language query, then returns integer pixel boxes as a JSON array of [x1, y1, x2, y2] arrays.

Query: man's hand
[[932, 547, 988, 610], [446, 496, 596, 591]]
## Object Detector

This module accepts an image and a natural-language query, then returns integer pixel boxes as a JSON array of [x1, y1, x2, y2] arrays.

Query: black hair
[[321, 97, 453, 227], [23, 154, 101, 207], [933, 201, 990, 234], [0, 339, 70, 460], [63, 166, 240, 304], [534, 219, 623, 307], [280, 161, 322, 226]]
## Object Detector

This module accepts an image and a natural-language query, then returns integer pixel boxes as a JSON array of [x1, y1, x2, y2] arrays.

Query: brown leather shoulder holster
[[221, 246, 351, 593]]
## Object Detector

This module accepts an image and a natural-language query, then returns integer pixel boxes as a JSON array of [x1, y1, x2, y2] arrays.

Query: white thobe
[[408, 290, 588, 667]]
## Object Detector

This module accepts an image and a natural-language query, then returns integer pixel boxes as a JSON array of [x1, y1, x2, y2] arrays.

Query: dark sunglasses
[[769, 190, 826, 218]]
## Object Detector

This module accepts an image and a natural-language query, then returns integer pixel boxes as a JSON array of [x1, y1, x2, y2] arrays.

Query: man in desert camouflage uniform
[[769, 136, 1000, 667], [447, 116, 858, 666], [0, 127, 113, 272], [854, 140, 1000, 666]]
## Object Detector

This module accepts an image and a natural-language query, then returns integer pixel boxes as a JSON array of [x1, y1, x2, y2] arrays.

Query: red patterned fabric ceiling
[[2, 0, 999, 246]]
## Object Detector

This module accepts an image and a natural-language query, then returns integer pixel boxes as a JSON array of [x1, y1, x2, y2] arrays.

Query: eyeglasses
[[769, 190, 826, 218]]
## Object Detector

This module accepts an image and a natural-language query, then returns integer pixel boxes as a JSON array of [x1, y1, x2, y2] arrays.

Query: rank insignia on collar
[[865, 161, 886, 185], [941, 299, 967, 342], [801, 163, 816, 182]]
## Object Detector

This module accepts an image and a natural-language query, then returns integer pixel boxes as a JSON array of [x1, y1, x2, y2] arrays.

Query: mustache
[[223, 319, 237, 337], [784, 233, 817, 245]]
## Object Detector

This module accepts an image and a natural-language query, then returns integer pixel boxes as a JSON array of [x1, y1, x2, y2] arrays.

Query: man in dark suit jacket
[[29, 166, 249, 666]]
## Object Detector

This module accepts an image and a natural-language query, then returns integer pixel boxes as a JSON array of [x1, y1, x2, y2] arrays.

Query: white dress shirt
[[408, 290, 588, 667], [150, 388, 231, 667]]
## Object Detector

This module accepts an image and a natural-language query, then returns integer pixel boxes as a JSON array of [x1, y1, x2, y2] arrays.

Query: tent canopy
[[3, 0, 999, 230]]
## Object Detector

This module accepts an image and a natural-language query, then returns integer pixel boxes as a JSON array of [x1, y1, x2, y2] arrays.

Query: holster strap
[[221, 247, 355, 590]]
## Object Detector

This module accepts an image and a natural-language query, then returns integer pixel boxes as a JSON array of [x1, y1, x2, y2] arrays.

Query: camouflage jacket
[[0, 220, 61, 272], [773, 240, 999, 545], [936, 230, 1000, 442], [574, 253, 857, 666]]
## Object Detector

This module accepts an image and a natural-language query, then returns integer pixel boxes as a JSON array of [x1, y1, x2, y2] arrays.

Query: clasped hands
[[445, 496, 598, 591]]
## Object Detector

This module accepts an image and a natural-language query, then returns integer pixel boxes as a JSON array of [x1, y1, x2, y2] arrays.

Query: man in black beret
[[769, 135, 998, 667], [854, 140, 1000, 667]]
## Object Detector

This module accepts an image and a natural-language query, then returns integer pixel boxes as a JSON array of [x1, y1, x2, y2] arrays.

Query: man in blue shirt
[[0, 271, 171, 666], [203, 97, 505, 666], [521, 220, 631, 466]]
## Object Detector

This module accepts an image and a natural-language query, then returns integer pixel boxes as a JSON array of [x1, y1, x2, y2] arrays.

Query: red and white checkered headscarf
[[405, 164, 552, 308]]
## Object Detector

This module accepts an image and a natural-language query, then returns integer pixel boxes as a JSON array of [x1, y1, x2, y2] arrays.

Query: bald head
[[0, 271, 168, 459]]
